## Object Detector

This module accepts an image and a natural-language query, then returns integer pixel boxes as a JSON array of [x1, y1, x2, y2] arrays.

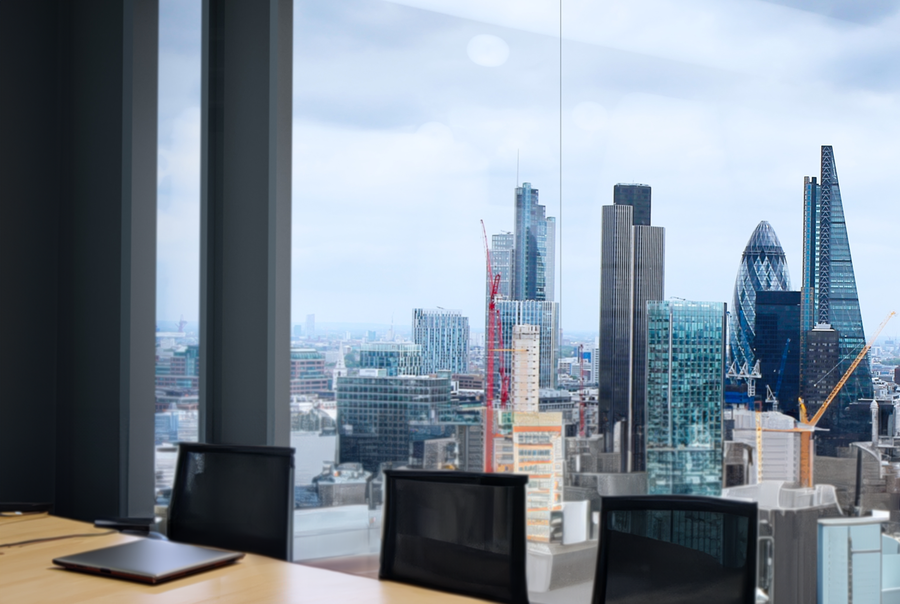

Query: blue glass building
[[412, 309, 469, 375], [495, 300, 559, 390], [512, 183, 555, 302], [801, 146, 873, 423], [358, 342, 422, 376], [646, 300, 726, 496], [729, 221, 791, 371]]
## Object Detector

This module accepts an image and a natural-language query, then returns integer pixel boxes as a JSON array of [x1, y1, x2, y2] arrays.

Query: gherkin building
[[729, 221, 791, 370]]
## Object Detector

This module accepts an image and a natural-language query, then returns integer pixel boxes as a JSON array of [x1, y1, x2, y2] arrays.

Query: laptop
[[52, 538, 245, 584]]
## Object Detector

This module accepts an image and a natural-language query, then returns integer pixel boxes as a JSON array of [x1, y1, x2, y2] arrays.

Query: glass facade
[[754, 291, 801, 415], [801, 146, 873, 408], [336, 375, 452, 472], [358, 342, 423, 377], [512, 182, 555, 302], [729, 221, 791, 371], [495, 300, 560, 390], [646, 300, 726, 496], [412, 309, 469, 375]]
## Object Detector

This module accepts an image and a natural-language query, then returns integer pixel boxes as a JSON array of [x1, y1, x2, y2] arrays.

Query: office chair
[[379, 470, 530, 604], [592, 495, 758, 604], [167, 442, 295, 560]]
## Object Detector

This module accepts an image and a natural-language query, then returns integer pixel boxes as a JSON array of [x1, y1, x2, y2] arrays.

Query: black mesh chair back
[[380, 470, 529, 604], [593, 495, 758, 604], [168, 442, 294, 560]]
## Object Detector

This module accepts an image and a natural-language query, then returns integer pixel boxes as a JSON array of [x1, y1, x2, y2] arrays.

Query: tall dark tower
[[801, 146, 872, 453], [598, 184, 664, 472]]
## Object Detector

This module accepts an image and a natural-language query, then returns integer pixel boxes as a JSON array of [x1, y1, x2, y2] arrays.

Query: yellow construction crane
[[795, 311, 896, 487]]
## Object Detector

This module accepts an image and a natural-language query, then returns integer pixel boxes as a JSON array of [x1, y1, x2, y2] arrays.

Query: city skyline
[[157, 0, 899, 337]]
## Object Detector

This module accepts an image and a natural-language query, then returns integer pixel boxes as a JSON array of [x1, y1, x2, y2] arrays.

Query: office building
[[511, 325, 541, 412], [336, 375, 452, 472], [412, 308, 469, 374], [513, 411, 565, 543], [289, 348, 329, 395], [358, 342, 422, 376], [613, 183, 651, 226], [801, 146, 873, 426], [512, 182, 556, 302], [490, 232, 515, 301], [496, 300, 559, 389], [646, 300, 726, 496], [597, 186, 665, 471], [729, 221, 792, 372], [755, 291, 802, 415], [802, 324, 841, 432], [306, 314, 316, 339]]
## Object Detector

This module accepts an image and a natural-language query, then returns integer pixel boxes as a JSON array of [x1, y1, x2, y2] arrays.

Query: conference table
[[0, 514, 487, 603]]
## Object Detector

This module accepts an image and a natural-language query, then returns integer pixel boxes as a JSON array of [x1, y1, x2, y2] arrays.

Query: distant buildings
[[645, 300, 726, 496], [490, 232, 515, 301], [336, 374, 451, 472], [306, 314, 316, 339], [358, 342, 422, 376], [729, 220, 792, 373], [412, 308, 469, 374], [290, 348, 329, 395], [801, 146, 873, 452], [597, 183, 665, 471]]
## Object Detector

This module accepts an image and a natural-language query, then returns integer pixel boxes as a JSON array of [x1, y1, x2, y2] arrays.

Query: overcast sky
[[157, 0, 900, 337]]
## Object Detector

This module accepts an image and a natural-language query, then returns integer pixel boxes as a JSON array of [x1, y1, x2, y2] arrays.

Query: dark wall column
[[0, 0, 158, 520], [200, 0, 292, 447]]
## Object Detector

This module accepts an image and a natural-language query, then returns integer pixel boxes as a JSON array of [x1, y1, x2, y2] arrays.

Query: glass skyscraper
[[729, 221, 791, 372], [645, 300, 726, 496], [801, 146, 872, 416], [412, 309, 469, 374], [512, 182, 555, 302]]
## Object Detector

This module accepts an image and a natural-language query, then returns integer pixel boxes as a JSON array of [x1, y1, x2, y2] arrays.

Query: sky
[[157, 0, 900, 337]]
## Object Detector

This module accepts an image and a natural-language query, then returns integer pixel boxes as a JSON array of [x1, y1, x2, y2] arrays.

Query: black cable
[[0, 530, 116, 549]]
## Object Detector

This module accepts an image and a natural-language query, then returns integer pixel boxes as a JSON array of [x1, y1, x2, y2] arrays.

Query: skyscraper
[[801, 146, 872, 447], [490, 232, 515, 301], [512, 182, 555, 302], [511, 325, 540, 412], [496, 300, 559, 389], [412, 309, 469, 374], [754, 291, 801, 415], [597, 185, 665, 471], [729, 221, 792, 371], [645, 300, 726, 496]]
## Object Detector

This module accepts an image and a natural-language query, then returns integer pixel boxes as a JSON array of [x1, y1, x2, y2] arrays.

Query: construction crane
[[765, 338, 792, 413], [727, 359, 762, 401], [794, 311, 896, 487]]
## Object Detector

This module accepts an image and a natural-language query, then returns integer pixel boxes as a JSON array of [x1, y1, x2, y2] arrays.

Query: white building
[[511, 324, 540, 412]]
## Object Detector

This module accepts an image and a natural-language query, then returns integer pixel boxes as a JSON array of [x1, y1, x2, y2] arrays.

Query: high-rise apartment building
[[645, 300, 726, 496], [754, 291, 801, 415], [597, 185, 665, 471], [412, 309, 469, 375], [512, 182, 555, 302], [511, 325, 540, 412], [801, 146, 872, 448], [496, 300, 559, 389], [729, 221, 792, 372], [358, 342, 422, 376], [336, 375, 452, 472]]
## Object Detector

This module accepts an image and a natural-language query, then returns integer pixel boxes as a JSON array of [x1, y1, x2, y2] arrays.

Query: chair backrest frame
[[168, 442, 295, 561], [380, 469, 530, 604], [593, 495, 758, 604]]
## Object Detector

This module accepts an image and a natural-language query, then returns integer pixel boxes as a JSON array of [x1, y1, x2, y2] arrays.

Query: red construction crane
[[481, 221, 501, 472]]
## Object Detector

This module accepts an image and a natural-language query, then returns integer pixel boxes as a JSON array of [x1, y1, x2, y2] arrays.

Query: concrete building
[[513, 411, 565, 543], [511, 324, 540, 412]]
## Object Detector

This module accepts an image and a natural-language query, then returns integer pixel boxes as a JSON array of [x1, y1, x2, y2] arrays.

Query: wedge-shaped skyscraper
[[729, 221, 792, 371], [801, 146, 872, 450]]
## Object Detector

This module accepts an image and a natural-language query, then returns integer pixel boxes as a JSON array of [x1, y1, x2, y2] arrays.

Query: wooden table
[[0, 514, 486, 603]]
